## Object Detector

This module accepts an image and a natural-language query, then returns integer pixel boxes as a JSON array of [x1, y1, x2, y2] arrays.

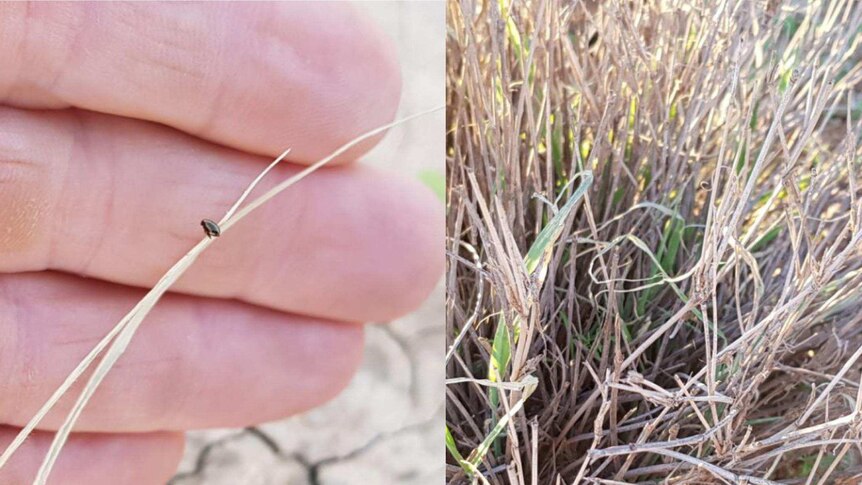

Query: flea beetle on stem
[[201, 219, 221, 238]]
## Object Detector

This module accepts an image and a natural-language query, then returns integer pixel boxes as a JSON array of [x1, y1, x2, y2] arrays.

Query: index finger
[[0, 2, 400, 163]]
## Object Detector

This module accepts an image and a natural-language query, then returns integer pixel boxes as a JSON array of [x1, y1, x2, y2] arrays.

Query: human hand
[[0, 3, 441, 483]]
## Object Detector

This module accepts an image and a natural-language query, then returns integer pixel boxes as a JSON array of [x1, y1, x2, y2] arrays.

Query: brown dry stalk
[[446, 0, 862, 483]]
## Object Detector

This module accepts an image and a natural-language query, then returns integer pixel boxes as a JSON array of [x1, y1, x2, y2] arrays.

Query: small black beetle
[[201, 219, 221, 238]]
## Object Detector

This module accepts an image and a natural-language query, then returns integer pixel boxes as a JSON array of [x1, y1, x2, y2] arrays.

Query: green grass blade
[[636, 211, 685, 316], [487, 313, 512, 456], [418, 170, 445, 201], [446, 424, 486, 482], [489, 315, 511, 381], [467, 376, 538, 468], [445, 425, 469, 469], [524, 171, 593, 285], [488, 314, 512, 397]]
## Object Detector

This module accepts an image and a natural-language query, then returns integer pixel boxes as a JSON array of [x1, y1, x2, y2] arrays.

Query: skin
[[0, 3, 442, 483]]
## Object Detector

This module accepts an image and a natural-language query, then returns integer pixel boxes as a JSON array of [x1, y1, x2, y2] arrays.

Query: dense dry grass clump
[[445, 0, 862, 483]]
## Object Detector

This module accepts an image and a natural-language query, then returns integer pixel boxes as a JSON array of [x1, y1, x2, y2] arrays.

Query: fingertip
[[307, 323, 367, 406], [369, 173, 444, 322], [208, 319, 367, 428], [201, 2, 403, 162], [326, 3, 403, 163], [0, 3, 402, 163], [269, 2, 403, 163]]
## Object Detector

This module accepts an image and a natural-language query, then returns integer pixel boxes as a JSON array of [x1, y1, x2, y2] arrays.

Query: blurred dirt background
[[169, 2, 444, 484]]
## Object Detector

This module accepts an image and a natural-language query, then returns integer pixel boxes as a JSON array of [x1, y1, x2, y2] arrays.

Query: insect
[[201, 219, 221, 238]]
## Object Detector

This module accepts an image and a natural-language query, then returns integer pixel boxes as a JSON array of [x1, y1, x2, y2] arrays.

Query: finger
[[0, 107, 441, 323], [0, 272, 364, 432], [0, 427, 182, 485], [0, 2, 400, 163]]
